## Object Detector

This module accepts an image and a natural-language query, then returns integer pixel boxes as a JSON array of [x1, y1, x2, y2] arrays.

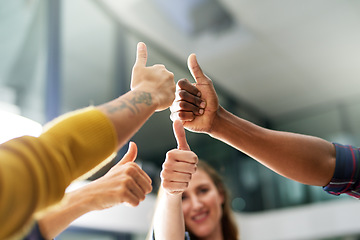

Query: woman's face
[[182, 169, 224, 239]]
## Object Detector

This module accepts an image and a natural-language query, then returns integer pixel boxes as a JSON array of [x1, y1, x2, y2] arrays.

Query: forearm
[[97, 89, 158, 150], [210, 106, 336, 186], [153, 188, 185, 240], [37, 189, 92, 239]]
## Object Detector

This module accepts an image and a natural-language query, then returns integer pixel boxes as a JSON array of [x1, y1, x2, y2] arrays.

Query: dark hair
[[187, 160, 239, 240]]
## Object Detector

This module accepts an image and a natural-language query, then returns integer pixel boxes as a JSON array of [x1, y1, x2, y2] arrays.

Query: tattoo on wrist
[[106, 91, 152, 115]]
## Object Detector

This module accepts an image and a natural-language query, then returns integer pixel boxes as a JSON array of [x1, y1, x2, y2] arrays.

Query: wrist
[[208, 106, 226, 137], [164, 191, 183, 204], [130, 88, 160, 110], [67, 186, 97, 212], [161, 187, 183, 198]]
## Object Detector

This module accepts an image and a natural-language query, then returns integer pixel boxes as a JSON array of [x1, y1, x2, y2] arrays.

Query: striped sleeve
[[323, 143, 360, 198]]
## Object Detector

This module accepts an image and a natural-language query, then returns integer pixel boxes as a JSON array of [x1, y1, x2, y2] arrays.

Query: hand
[[160, 120, 198, 195], [83, 142, 152, 209], [170, 54, 219, 133], [131, 42, 175, 111]]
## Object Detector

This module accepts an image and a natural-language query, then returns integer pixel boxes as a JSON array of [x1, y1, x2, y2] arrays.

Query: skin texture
[[170, 53, 336, 187]]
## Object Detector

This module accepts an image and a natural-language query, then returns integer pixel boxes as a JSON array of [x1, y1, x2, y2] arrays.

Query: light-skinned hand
[[160, 120, 198, 195], [83, 141, 152, 209], [131, 42, 175, 112]]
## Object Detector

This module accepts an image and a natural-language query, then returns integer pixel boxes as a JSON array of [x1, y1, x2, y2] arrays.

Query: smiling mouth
[[192, 211, 209, 223]]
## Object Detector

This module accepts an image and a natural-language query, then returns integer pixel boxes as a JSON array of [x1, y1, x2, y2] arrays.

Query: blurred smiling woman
[[181, 161, 238, 240], [151, 120, 239, 240]]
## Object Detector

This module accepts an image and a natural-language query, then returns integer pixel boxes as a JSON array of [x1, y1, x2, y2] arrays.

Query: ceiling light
[[152, 0, 235, 35]]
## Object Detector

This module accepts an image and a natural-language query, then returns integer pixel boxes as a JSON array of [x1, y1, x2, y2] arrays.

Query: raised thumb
[[187, 53, 207, 84], [173, 120, 190, 151], [134, 42, 147, 67], [118, 141, 138, 165]]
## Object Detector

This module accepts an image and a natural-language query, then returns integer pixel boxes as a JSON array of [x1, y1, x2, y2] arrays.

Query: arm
[[97, 42, 175, 150], [170, 53, 335, 187], [36, 188, 93, 240], [153, 120, 198, 240], [37, 142, 152, 239], [153, 189, 185, 240], [211, 106, 335, 186], [0, 42, 175, 239]]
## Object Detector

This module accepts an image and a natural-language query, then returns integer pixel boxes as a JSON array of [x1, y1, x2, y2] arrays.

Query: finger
[[173, 120, 190, 150], [187, 54, 207, 85], [122, 191, 140, 207], [177, 78, 201, 97], [125, 177, 147, 204], [135, 42, 147, 67], [123, 187, 143, 207], [124, 162, 152, 191], [171, 100, 204, 116], [162, 161, 196, 176], [134, 169, 153, 194], [170, 111, 195, 122], [177, 89, 205, 108], [118, 142, 138, 165], [161, 170, 192, 183]]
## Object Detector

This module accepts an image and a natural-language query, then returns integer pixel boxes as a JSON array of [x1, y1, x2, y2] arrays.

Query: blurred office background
[[1, 0, 360, 239]]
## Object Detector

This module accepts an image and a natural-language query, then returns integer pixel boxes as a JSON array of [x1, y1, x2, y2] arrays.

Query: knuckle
[[166, 150, 176, 159], [154, 63, 165, 68], [178, 90, 188, 99], [195, 97, 203, 106], [179, 101, 188, 108], [124, 176, 134, 186], [162, 181, 170, 189], [187, 174, 192, 181], [133, 200, 140, 206], [160, 170, 166, 179], [124, 166, 136, 175], [193, 154, 199, 163], [194, 165, 197, 173], [193, 164, 197, 173], [161, 167, 171, 177], [146, 184, 153, 193], [178, 111, 193, 120], [162, 161, 169, 169], [118, 187, 126, 196], [178, 78, 188, 88]]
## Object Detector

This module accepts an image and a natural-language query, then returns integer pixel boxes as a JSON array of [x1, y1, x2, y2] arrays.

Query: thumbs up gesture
[[131, 42, 175, 112], [170, 54, 219, 133], [160, 120, 198, 195], [85, 142, 153, 209]]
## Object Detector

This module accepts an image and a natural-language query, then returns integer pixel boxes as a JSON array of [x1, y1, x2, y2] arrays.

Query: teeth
[[193, 212, 207, 221]]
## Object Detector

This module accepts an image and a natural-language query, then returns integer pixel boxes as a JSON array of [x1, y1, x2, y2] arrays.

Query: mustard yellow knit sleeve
[[0, 107, 117, 239]]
